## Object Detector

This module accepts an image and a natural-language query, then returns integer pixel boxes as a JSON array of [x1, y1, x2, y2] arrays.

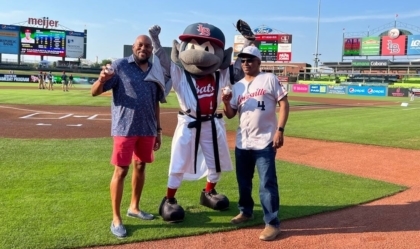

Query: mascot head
[[171, 22, 232, 76]]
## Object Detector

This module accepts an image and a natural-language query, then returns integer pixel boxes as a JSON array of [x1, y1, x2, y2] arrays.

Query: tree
[[101, 59, 112, 66]]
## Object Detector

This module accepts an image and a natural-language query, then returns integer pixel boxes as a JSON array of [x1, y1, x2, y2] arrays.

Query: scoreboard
[[254, 34, 292, 62], [20, 26, 66, 56]]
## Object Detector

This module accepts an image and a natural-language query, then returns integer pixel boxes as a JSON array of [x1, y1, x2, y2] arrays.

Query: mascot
[[149, 20, 255, 222]]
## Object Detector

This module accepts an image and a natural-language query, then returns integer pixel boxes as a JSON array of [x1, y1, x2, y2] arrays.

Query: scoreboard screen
[[20, 26, 66, 56], [254, 34, 292, 62]]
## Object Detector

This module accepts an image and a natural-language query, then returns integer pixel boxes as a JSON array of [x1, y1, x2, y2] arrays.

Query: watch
[[277, 127, 284, 132]]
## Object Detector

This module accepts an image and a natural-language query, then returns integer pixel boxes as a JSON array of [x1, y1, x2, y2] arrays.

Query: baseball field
[[1, 82, 419, 249]]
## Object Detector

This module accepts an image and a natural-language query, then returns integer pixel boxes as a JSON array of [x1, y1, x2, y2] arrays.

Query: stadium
[[1, 11, 420, 249]]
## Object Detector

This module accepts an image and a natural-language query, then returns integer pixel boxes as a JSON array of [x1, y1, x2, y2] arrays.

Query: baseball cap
[[179, 23, 225, 48], [238, 46, 262, 60], [25, 29, 31, 33]]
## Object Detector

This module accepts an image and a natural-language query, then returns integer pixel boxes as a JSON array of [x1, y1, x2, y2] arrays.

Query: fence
[[289, 83, 412, 98]]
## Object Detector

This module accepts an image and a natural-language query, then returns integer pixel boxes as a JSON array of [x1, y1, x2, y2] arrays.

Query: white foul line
[[87, 114, 98, 120], [20, 113, 39, 119], [36, 123, 51, 126], [59, 114, 73, 119], [0, 105, 53, 114], [67, 124, 83, 127]]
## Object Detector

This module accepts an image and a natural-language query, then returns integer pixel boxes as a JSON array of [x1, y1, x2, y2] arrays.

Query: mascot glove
[[236, 19, 255, 41], [149, 25, 162, 49]]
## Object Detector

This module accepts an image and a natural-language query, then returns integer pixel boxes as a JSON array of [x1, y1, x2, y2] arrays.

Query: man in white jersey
[[222, 45, 290, 241]]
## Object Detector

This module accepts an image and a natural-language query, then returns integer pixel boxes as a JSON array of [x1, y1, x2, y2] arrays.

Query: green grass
[[224, 100, 420, 150], [0, 137, 405, 249]]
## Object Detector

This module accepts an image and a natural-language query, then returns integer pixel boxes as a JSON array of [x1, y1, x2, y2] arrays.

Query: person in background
[[68, 74, 74, 88], [61, 71, 68, 92], [222, 46, 290, 241], [38, 71, 44, 89], [43, 72, 48, 89], [47, 71, 54, 91]]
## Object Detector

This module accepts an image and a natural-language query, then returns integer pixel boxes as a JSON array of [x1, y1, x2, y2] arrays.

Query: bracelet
[[157, 127, 162, 132]]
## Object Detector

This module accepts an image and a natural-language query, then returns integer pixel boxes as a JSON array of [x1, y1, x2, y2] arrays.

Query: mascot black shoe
[[159, 197, 185, 223], [200, 189, 230, 211]]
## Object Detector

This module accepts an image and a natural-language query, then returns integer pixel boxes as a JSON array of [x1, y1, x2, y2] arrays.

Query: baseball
[[104, 66, 114, 75], [223, 87, 232, 95]]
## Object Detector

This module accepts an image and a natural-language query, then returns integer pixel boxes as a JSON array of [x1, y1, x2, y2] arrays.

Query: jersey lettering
[[257, 101, 265, 111], [237, 88, 267, 105], [195, 75, 216, 115]]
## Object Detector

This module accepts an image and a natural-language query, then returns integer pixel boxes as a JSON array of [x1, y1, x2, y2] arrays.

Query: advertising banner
[[406, 35, 420, 55], [277, 43, 292, 52], [0, 24, 20, 54], [65, 31, 84, 58], [233, 43, 244, 52], [388, 87, 409, 97], [278, 34, 292, 43], [309, 85, 327, 94], [360, 37, 380, 55], [327, 86, 346, 94], [381, 35, 406, 56], [343, 38, 361, 56], [412, 88, 420, 96], [277, 52, 291, 62], [0, 74, 37, 83], [20, 26, 66, 56], [347, 85, 387, 96], [234, 35, 246, 43], [292, 84, 309, 93]]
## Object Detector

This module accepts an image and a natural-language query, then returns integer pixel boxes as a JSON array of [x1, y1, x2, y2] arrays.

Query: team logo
[[386, 40, 400, 53], [349, 88, 354, 93], [280, 35, 291, 43], [1, 25, 6, 29], [410, 38, 420, 47], [197, 24, 210, 36], [388, 28, 400, 39]]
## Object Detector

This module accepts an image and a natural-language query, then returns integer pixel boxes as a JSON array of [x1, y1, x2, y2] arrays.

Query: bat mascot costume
[[149, 19, 255, 222]]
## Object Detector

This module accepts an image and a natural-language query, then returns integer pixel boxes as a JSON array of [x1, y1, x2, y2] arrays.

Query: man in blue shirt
[[91, 34, 169, 238]]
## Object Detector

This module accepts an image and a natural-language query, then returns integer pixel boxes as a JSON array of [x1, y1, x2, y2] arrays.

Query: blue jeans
[[235, 142, 280, 227]]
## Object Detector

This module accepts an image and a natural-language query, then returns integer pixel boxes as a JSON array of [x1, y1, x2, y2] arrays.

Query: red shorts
[[111, 136, 156, 166]]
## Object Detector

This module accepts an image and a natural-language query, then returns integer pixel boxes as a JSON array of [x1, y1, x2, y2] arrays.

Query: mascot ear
[[219, 47, 233, 70], [171, 40, 181, 64]]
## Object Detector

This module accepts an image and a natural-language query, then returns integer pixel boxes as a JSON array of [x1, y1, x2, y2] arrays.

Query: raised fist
[[149, 25, 161, 38]]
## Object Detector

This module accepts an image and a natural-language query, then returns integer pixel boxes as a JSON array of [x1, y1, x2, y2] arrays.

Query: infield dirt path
[[2, 94, 419, 249]]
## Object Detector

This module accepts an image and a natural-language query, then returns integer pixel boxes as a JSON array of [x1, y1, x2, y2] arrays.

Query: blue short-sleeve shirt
[[103, 55, 163, 136]]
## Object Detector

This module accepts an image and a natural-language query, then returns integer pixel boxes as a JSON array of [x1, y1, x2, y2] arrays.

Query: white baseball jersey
[[230, 72, 288, 150], [169, 62, 233, 180]]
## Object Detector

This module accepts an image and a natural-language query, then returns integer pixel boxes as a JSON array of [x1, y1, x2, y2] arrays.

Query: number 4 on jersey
[[257, 101, 265, 111]]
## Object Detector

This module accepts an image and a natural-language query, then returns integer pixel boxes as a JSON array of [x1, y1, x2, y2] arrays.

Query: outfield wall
[[288, 83, 412, 97]]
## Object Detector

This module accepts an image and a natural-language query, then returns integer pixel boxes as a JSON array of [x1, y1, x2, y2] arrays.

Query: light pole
[[314, 0, 321, 76]]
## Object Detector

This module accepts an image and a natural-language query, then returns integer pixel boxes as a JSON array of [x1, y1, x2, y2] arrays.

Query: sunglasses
[[240, 58, 256, 64]]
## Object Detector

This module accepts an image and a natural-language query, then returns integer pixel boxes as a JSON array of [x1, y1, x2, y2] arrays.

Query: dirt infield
[[1, 96, 419, 249]]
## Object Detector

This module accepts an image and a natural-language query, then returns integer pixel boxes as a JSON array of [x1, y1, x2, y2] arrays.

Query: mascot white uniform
[[149, 20, 254, 222]]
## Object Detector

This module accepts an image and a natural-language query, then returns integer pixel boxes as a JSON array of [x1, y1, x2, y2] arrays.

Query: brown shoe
[[259, 225, 280, 241], [230, 213, 253, 224]]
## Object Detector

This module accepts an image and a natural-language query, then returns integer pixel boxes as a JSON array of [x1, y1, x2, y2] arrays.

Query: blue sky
[[1, 0, 419, 65]]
